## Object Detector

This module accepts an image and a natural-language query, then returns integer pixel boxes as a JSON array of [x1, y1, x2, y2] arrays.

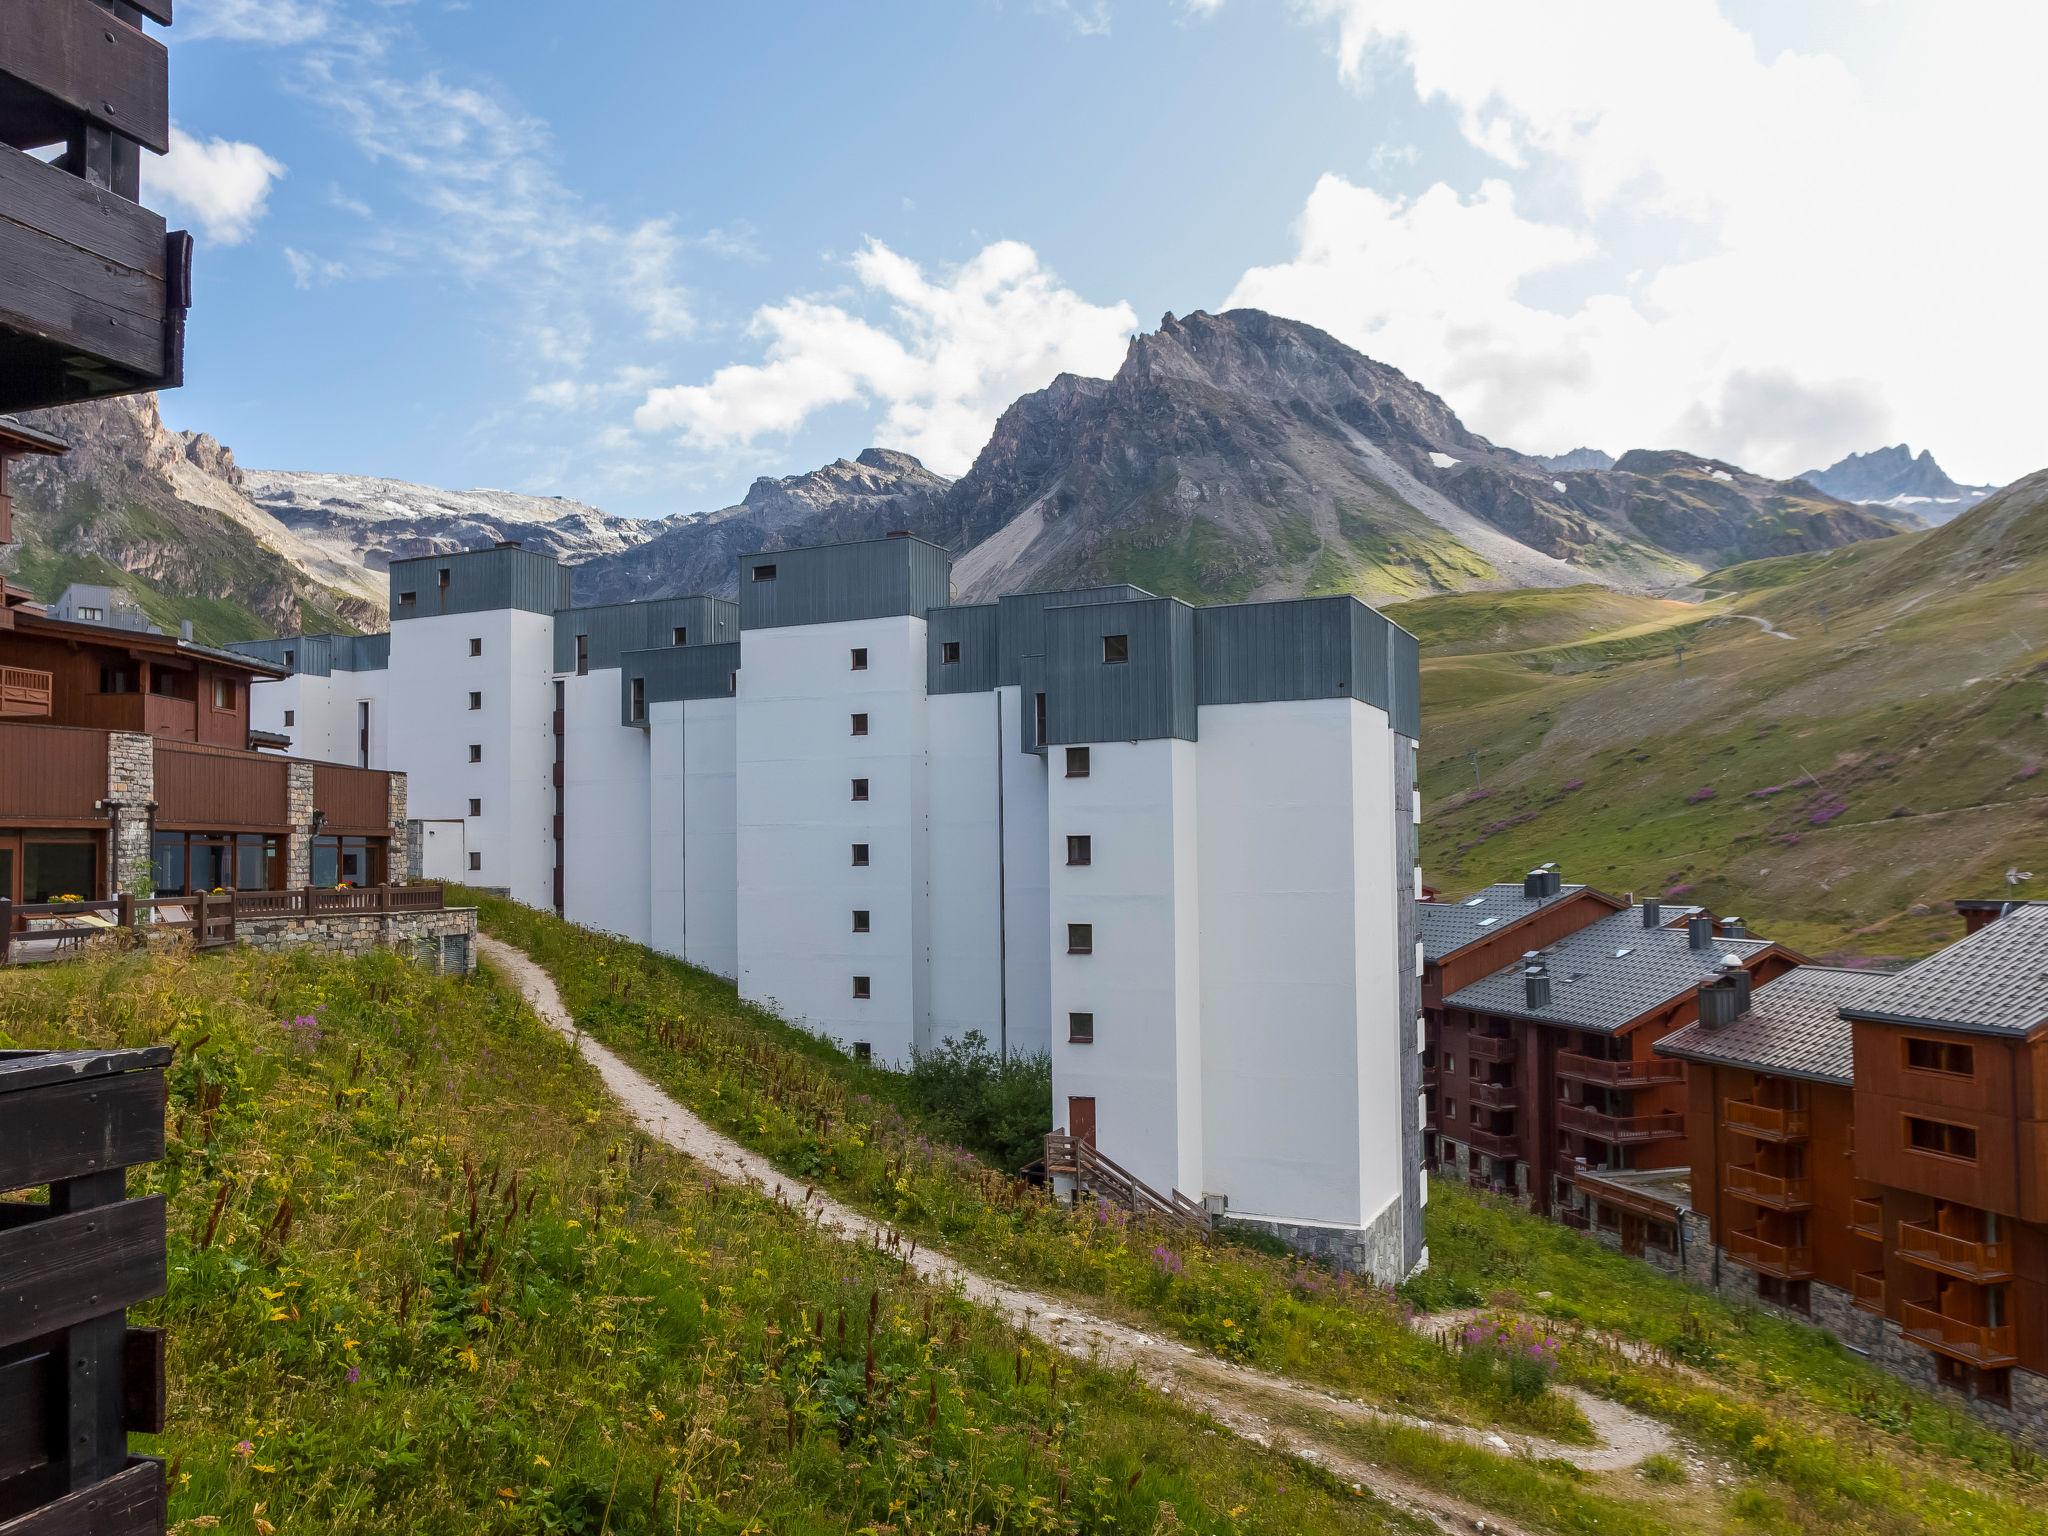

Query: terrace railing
[[1, 887, 446, 964], [1554, 1050, 1684, 1088], [0, 1046, 171, 1533], [0, 665, 51, 719], [1898, 1302, 2018, 1368], [1894, 1220, 2014, 1283]]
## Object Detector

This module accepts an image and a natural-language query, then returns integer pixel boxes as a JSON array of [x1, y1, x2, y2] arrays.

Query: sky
[[147, 0, 2046, 519]]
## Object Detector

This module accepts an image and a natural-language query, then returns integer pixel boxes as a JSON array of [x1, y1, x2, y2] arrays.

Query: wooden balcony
[[1557, 1102, 1685, 1144], [1722, 1097, 1810, 1142], [1466, 1033, 1517, 1065], [1726, 1164, 1813, 1211], [1899, 1301, 2018, 1369], [0, 664, 51, 718], [0, 0, 190, 413], [1894, 1220, 2014, 1283], [1851, 1270, 1885, 1314], [1468, 1079, 1519, 1111], [1725, 1228, 1814, 1279], [1458, 1123, 1522, 1159], [1849, 1197, 1882, 1240], [1555, 1050, 1684, 1088]]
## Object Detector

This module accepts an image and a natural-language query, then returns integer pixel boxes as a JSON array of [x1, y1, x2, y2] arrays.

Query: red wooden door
[[1068, 1096, 1096, 1147]]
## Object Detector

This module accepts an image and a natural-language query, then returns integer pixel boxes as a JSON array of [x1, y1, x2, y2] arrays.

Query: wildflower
[[345, 1366, 360, 1385], [233, 1440, 255, 1459], [533, 1454, 551, 1468]]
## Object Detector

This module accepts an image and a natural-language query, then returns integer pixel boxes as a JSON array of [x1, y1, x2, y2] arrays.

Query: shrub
[[1454, 1316, 1560, 1403], [1638, 1452, 1688, 1485], [902, 1029, 1051, 1169]]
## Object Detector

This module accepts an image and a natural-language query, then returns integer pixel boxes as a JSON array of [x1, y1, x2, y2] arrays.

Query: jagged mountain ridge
[[1799, 444, 2000, 523]]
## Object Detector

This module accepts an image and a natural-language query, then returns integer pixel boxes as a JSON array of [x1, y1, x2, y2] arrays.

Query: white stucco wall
[[248, 667, 388, 767], [1048, 736, 1203, 1202], [1196, 698, 1402, 1229], [925, 691, 1003, 1050], [646, 700, 688, 961], [679, 695, 738, 979], [413, 818, 469, 882], [561, 669, 651, 943], [736, 616, 930, 1064], [997, 685, 1053, 1061], [388, 609, 555, 907]]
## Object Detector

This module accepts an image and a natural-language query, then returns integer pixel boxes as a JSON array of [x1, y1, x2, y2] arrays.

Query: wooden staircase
[[1043, 1133, 1211, 1234]]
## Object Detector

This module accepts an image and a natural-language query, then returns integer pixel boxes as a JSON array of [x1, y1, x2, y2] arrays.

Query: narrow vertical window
[[575, 634, 589, 676], [1065, 746, 1089, 778], [283, 710, 295, 727], [672, 626, 687, 646], [851, 777, 870, 801], [851, 712, 869, 736], [1066, 834, 1092, 866], [469, 744, 482, 762], [468, 852, 482, 871], [630, 677, 646, 722], [468, 798, 481, 817], [1034, 691, 1047, 743], [468, 691, 482, 711], [851, 843, 870, 867], [469, 637, 482, 656]]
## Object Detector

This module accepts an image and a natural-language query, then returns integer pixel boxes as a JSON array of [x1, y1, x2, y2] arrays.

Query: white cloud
[[1240, 0, 2048, 484], [636, 239, 1135, 476], [147, 127, 285, 245], [181, 0, 333, 43], [284, 247, 347, 288]]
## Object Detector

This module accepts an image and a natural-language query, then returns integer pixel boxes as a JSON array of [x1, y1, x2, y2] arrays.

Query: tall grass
[[0, 945, 1413, 1534]]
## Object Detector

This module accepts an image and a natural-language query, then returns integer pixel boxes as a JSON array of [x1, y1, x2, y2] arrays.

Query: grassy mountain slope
[[1416, 470, 2048, 958], [0, 945, 1415, 1535]]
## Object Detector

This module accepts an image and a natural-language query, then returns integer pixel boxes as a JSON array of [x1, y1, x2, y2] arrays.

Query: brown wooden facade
[[0, 611, 259, 747]]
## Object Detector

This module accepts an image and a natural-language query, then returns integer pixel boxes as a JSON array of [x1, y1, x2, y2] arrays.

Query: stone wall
[[104, 732, 155, 898], [385, 775, 409, 886], [234, 905, 477, 974], [1225, 1195, 1411, 1284], [286, 762, 315, 887]]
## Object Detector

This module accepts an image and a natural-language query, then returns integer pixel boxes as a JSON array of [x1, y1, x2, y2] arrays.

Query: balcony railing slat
[[1894, 1219, 2013, 1281], [1898, 1301, 2017, 1367], [0, 0, 172, 152]]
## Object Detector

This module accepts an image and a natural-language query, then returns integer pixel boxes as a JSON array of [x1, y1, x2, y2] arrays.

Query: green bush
[[902, 1029, 1052, 1169]]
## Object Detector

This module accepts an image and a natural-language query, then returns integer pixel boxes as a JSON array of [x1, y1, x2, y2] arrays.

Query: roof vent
[[1641, 899, 1662, 929], [179, 620, 193, 641], [1523, 868, 1547, 899], [1721, 916, 1747, 939], [1698, 970, 1746, 1027], [1523, 953, 1552, 1010], [1687, 914, 1714, 950]]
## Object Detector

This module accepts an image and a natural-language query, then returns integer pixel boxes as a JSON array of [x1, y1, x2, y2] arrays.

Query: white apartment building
[[239, 534, 1427, 1280]]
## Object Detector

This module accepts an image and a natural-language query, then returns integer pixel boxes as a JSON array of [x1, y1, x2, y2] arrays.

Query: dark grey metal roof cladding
[[738, 536, 953, 630], [1839, 901, 2048, 1037], [1418, 880, 1589, 962], [1656, 966, 1890, 1084], [1043, 596, 1199, 745], [554, 596, 737, 673], [994, 586, 1151, 687], [389, 544, 572, 620], [926, 603, 1000, 695], [1387, 624, 1421, 741], [1443, 907, 1772, 1033], [623, 641, 741, 718], [1192, 596, 1413, 725], [229, 632, 389, 676]]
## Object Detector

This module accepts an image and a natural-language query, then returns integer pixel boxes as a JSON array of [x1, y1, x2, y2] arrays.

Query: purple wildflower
[[1685, 785, 1717, 804]]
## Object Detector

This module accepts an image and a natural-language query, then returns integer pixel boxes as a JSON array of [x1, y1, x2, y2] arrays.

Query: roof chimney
[[1522, 950, 1551, 1010], [1641, 898, 1662, 929], [1542, 862, 1562, 897], [179, 620, 193, 642], [1523, 867, 1546, 899], [1721, 916, 1747, 940], [1697, 959, 1750, 1027], [1687, 914, 1713, 951]]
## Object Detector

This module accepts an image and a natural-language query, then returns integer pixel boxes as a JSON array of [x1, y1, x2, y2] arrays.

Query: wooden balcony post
[[116, 891, 134, 932], [0, 897, 11, 964], [194, 889, 207, 946]]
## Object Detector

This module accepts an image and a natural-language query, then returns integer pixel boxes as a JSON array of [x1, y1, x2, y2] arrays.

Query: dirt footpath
[[480, 935, 1675, 1535]]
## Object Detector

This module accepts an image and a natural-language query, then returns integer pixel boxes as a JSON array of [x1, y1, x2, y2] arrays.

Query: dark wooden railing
[[0, 665, 51, 719], [0, 1046, 170, 1534], [2, 887, 446, 964], [1043, 1133, 1210, 1234]]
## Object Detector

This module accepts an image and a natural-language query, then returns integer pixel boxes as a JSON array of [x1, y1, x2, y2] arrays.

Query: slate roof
[[1840, 901, 2048, 1038], [1655, 967, 1892, 1084], [1443, 907, 1773, 1033], [1420, 880, 1591, 962]]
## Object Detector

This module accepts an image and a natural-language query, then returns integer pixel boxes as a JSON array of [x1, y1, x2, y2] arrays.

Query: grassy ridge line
[[472, 892, 2048, 1536], [0, 944, 1428, 1535]]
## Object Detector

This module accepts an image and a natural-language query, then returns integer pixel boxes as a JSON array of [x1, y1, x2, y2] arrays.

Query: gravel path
[[480, 934, 1676, 1534]]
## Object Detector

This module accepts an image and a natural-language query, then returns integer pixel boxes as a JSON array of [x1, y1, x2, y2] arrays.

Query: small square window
[[1102, 633, 1129, 664], [672, 626, 687, 646], [941, 640, 961, 665], [752, 563, 778, 582], [851, 843, 870, 867], [852, 975, 871, 1000], [851, 647, 868, 670], [852, 1041, 872, 1064], [1065, 746, 1089, 778], [283, 649, 295, 667], [468, 852, 481, 871], [852, 909, 871, 933], [283, 709, 296, 727], [851, 777, 870, 801], [469, 637, 482, 657], [469, 744, 482, 763], [1067, 922, 1093, 955], [851, 712, 869, 736], [468, 798, 481, 817], [1068, 1012, 1094, 1044], [1066, 834, 1092, 866], [468, 691, 482, 711]]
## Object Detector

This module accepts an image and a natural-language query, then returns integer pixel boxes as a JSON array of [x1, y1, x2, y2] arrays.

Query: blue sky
[[148, 2, 2044, 517]]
